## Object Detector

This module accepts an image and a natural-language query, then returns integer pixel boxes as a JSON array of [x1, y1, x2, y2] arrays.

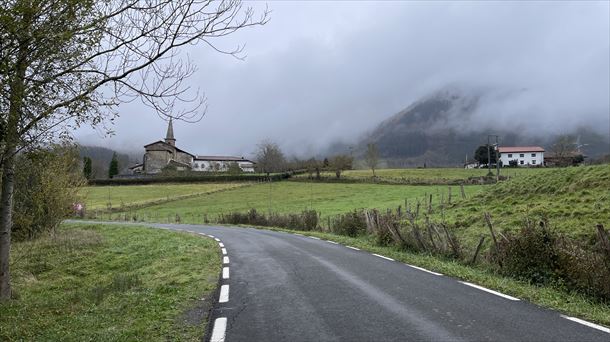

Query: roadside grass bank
[[230, 224, 610, 327], [98, 182, 483, 222], [80, 182, 249, 211], [0, 223, 220, 341]]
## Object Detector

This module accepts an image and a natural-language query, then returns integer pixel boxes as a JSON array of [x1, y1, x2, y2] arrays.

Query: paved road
[[77, 221, 610, 341]]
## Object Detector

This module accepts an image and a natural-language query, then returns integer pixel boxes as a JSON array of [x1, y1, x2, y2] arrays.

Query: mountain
[[355, 87, 609, 167]]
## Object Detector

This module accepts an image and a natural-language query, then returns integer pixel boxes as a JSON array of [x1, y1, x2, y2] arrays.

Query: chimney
[[165, 118, 176, 147]]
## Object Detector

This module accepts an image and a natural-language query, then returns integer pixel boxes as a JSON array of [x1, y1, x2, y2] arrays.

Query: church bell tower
[[165, 118, 176, 147]]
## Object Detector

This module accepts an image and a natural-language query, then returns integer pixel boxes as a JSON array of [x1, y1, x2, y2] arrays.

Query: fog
[[74, 1, 610, 158]]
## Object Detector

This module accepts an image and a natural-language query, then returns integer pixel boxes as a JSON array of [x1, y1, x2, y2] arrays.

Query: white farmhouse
[[498, 146, 545, 167]]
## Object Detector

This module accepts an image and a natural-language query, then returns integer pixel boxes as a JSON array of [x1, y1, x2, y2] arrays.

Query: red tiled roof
[[498, 146, 545, 153]]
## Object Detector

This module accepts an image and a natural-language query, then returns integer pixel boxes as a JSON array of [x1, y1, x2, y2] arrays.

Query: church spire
[[165, 118, 176, 146]]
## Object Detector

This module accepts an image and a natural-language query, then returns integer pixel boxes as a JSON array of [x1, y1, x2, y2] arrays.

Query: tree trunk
[[0, 147, 16, 300]]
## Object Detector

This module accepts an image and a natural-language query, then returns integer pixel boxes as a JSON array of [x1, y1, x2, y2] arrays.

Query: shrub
[[330, 211, 367, 237]]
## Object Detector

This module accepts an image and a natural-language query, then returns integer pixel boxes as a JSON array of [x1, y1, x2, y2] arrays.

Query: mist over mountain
[[344, 87, 609, 167]]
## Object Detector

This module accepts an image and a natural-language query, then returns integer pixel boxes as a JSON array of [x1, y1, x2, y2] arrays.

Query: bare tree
[[255, 140, 286, 175], [365, 143, 379, 177], [0, 0, 268, 300], [550, 135, 578, 166], [330, 154, 353, 179]]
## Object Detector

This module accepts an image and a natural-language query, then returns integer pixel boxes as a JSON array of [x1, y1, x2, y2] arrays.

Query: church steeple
[[165, 118, 176, 147]]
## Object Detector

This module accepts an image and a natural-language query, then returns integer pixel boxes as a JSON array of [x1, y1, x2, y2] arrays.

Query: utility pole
[[487, 134, 500, 180]]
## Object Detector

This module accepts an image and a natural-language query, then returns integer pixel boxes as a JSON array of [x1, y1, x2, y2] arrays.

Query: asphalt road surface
[[79, 221, 610, 341]]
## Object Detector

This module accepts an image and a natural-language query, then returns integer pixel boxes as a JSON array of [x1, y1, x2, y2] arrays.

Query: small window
[[532, 160, 536, 165], [520, 154, 524, 158], [531, 153, 536, 157], [520, 160, 524, 165], [508, 154, 513, 158]]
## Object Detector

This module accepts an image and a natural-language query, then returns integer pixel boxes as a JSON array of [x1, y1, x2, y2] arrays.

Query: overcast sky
[[74, 1, 610, 158]]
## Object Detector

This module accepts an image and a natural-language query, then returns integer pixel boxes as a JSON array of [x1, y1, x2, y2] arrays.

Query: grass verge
[[0, 223, 220, 341], [226, 223, 610, 327]]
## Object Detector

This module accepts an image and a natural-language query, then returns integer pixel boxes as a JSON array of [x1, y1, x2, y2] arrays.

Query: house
[[498, 146, 545, 167], [133, 119, 255, 174]]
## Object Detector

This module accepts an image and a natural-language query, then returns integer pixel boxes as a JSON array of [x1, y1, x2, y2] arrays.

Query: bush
[[330, 211, 367, 237], [218, 209, 319, 231], [11, 145, 85, 240]]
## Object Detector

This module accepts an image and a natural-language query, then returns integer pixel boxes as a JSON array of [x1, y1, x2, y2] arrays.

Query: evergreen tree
[[83, 156, 92, 180], [108, 153, 119, 179]]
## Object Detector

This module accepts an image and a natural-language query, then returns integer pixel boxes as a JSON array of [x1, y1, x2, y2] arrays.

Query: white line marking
[[198, 232, 207, 236], [222, 267, 230, 279], [210, 317, 227, 342], [214, 238, 221, 242], [294, 233, 304, 236], [326, 240, 339, 244], [459, 281, 520, 301], [223, 256, 230, 264], [405, 264, 443, 276], [221, 248, 227, 255], [208, 235, 215, 238], [372, 253, 395, 261], [309, 236, 321, 240], [187, 230, 195, 233], [346, 246, 360, 251], [219, 285, 229, 303], [218, 242, 225, 248], [561, 315, 610, 334]]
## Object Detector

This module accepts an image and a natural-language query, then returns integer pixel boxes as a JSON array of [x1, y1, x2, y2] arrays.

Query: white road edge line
[[561, 315, 610, 334], [214, 238, 221, 242], [210, 317, 227, 342], [459, 281, 520, 301], [222, 267, 230, 279], [309, 236, 321, 240], [372, 253, 395, 261], [218, 242, 225, 248], [326, 240, 339, 245], [406, 264, 443, 276], [221, 248, 227, 255], [208, 235, 215, 238], [198, 232, 207, 236], [223, 256, 230, 264], [294, 233, 304, 236], [346, 246, 360, 251], [187, 230, 195, 233], [219, 285, 229, 303]]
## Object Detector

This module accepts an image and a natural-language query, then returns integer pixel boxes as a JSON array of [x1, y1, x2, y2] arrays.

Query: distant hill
[[352, 87, 609, 167], [78, 145, 139, 179]]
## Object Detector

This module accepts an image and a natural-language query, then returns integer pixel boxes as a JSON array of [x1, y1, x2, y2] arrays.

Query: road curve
[[76, 221, 610, 341]]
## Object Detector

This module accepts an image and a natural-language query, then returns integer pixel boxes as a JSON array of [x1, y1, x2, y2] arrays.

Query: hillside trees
[[474, 145, 497, 165], [0, 0, 268, 300], [330, 154, 353, 179]]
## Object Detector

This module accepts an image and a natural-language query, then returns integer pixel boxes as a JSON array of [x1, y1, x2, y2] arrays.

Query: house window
[[520, 160, 524, 165], [508, 154, 513, 158], [531, 153, 536, 157], [532, 160, 536, 165], [520, 154, 524, 158]]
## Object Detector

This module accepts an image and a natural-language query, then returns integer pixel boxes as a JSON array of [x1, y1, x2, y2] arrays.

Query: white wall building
[[498, 146, 545, 167], [192, 156, 255, 173]]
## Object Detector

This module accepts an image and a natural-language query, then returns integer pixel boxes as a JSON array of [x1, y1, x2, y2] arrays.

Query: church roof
[[144, 140, 196, 157], [166, 118, 175, 141]]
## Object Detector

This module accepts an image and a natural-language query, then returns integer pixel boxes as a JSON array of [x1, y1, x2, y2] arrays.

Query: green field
[[110, 182, 483, 223], [0, 223, 220, 341], [81, 183, 248, 210], [296, 167, 547, 181]]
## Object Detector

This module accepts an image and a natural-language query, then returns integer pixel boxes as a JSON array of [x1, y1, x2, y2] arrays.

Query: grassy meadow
[[0, 223, 220, 341], [81, 183, 249, 210], [101, 182, 483, 223], [295, 167, 548, 182]]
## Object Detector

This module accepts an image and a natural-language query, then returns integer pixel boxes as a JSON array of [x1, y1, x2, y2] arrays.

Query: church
[[130, 119, 255, 174]]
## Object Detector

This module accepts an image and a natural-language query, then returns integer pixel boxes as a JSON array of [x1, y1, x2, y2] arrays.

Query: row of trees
[[83, 153, 118, 180]]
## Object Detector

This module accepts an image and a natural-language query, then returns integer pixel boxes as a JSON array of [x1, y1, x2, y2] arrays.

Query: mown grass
[[241, 225, 610, 327], [0, 223, 220, 341], [109, 182, 483, 223], [80, 183, 248, 210], [295, 167, 547, 181]]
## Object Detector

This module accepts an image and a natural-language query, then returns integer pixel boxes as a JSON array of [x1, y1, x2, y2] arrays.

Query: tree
[[330, 154, 353, 179], [474, 145, 497, 165], [0, 1, 268, 300], [365, 143, 379, 177], [255, 141, 286, 175], [83, 156, 92, 180], [227, 162, 242, 175], [550, 135, 581, 166], [108, 152, 119, 178]]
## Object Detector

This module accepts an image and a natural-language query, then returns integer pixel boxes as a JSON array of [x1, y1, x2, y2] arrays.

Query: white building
[[193, 156, 255, 173], [498, 146, 545, 167]]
